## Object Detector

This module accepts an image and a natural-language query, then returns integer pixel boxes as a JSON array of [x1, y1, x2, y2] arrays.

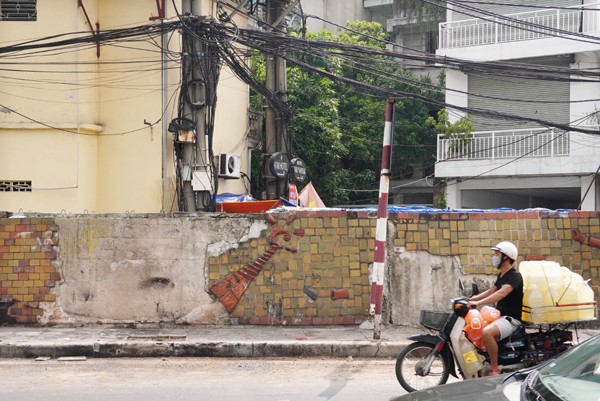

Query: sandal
[[487, 368, 500, 376]]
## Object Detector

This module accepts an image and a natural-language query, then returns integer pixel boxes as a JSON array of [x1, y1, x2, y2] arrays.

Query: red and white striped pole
[[370, 98, 395, 339]]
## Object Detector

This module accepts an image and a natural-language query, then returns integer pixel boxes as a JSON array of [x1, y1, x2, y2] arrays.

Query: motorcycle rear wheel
[[395, 342, 451, 393]]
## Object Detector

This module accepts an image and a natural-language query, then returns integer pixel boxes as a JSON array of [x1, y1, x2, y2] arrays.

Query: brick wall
[[208, 210, 376, 325], [0, 218, 61, 323], [209, 209, 599, 325], [0, 211, 598, 325], [392, 210, 600, 278]]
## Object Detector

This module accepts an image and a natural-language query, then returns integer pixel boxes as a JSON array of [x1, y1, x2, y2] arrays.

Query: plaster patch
[[207, 240, 239, 257], [207, 221, 268, 257], [110, 259, 145, 271], [240, 221, 268, 242]]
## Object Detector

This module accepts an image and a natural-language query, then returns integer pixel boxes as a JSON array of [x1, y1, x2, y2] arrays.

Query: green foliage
[[426, 109, 473, 156], [251, 20, 443, 206]]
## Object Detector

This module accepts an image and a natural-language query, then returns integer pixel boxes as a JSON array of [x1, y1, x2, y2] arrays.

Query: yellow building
[[0, 0, 250, 213]]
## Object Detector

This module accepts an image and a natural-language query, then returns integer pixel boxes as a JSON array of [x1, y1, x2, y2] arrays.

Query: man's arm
[[470, 287, 495, 302], [470, 284, 514, 307]]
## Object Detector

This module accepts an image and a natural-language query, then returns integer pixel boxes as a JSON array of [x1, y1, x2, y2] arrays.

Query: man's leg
[[482, 323, 501, 375]]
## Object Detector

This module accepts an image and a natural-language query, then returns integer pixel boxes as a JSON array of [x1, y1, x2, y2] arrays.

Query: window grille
[[0, 181, 32, 192], [0, 0, 36, 21]]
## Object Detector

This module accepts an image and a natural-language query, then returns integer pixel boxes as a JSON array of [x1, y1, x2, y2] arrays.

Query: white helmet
[[491, 241, 518, 261]]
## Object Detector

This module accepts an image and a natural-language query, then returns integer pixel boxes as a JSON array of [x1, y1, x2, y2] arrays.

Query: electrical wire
[[3, 11, 600, 206]]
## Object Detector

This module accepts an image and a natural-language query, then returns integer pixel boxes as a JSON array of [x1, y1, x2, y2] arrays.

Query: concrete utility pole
[[264, 0, 290, 200], [180, 0, 209, 211]]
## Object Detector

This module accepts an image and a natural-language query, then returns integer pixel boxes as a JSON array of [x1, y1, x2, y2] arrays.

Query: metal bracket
[[149, 0, 165, 21], [77, 0, 100, 58]]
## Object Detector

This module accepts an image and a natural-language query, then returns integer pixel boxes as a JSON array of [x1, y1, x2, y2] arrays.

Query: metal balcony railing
[[439, 3, 600, 49], [436, 128, 572, 162]]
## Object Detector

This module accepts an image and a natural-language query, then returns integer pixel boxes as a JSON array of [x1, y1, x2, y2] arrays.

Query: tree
[[426, 109, 473, 158], [250, 21, 444, 206]]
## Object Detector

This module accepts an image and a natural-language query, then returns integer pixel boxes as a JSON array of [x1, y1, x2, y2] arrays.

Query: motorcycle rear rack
[[522, 301, 597, 325]]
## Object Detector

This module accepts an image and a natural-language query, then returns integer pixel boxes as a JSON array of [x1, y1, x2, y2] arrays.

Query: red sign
[[288, 183, 298, 206]]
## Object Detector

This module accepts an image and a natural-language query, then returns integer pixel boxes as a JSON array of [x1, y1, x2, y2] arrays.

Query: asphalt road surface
[[0, 357, 408, 401]]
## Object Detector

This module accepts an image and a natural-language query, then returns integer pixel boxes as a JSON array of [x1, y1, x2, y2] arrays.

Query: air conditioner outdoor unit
[[218, 153, 241, 179]]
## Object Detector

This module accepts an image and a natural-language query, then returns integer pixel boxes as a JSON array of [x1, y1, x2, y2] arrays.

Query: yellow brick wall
[[1, 210, 598, 325], [0, 218, 61, 323], [208, 210, 599, 324]]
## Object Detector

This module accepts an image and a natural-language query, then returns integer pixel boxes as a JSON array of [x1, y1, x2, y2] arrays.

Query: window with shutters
[[0, 0, 36, 21]]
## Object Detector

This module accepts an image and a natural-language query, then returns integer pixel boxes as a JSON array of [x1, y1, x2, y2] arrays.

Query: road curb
[[0, 340, 410, 359]]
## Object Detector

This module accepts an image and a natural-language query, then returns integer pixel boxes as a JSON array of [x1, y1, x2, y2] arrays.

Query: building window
[[0, 181, 32, 192], [0, 0, 37, 21]]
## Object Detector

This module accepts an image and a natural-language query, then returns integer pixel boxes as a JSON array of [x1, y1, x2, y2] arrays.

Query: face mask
[[492, 255, 502, 268]]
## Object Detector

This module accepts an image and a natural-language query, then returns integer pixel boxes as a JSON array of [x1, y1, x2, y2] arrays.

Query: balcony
[[435, 127, 600, 178], [437, 128, 570, 161], [439, 3, 600, 50]]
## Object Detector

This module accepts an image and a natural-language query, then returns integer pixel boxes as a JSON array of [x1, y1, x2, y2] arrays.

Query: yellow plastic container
[[459, 334, 483, 375], [559, 281, 580, 321], [520, 261, 596, 323], [523, 284, 549, 323], [578, 281, 596, 320]]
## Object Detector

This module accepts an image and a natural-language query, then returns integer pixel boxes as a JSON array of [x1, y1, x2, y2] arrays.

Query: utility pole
[[264, 0, 290, 200], [370, 99, 395, 339], [180, 0, 209, 212]]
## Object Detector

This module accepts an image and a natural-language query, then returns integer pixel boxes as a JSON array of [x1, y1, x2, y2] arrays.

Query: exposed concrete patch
[[388, 250, 462, 326], [206, 221, 268, 257], [207, 240, 239, 257], [38, 302, 74, 325], [240, 220, 268, 242], [176, 303, 229, 325], [110, 259, 145, 271]]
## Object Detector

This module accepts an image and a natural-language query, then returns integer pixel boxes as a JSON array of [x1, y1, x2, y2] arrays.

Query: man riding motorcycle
[[467, 241, 523, 376]]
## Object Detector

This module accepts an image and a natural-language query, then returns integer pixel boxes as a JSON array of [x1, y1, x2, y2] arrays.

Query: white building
[[300, 0, 367, 32], [436, 0, 600, 211]]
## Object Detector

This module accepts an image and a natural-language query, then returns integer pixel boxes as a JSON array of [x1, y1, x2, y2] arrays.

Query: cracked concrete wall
[[50, 214, 264, 325], [386, 248, 463, 327], [3, 209, 598, 327]]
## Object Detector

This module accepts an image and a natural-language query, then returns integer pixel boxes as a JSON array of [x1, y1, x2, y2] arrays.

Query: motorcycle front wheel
[[395, 342, 451, 393]]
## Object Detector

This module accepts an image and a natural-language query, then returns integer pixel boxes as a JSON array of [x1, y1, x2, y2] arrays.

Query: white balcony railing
[[439, 3, 600, 49], [436, 128, 572, 162]]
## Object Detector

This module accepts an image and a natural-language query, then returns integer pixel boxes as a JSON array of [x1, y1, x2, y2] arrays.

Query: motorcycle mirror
[[458, 279, 465, 295], [471, 282, 480, 296]]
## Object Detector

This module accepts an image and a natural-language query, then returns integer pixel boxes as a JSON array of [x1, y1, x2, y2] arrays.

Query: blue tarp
[[215, 193, 256, 204], [217, 194, 575, 214]]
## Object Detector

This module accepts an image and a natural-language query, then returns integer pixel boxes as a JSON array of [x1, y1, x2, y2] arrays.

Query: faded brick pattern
[[0, 218, 61, 323], [1, 211, 598, 326], [209, 210, 599, 324], [392, 211, 600, 282], [209, 210, 376, 325]]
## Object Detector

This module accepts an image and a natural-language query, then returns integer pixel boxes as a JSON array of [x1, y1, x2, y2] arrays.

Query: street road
[[0, 357, 407, 401]]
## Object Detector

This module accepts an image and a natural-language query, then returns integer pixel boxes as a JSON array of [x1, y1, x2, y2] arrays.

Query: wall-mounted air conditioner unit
[[218, 154, 241, 179]]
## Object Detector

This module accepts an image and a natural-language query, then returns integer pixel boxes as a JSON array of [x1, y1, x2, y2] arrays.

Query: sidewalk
[[0, 324, 417, 359], [0, 324, 597, 360]]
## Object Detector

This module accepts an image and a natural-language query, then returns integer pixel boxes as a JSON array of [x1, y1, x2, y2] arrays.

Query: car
[[391, 333, 600, 401]]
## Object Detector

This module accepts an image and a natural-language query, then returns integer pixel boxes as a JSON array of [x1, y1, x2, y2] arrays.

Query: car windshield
[[536, 335, 600, 401]]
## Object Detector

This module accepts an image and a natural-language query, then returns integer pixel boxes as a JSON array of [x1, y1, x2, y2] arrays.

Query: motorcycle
[[395, 285, 574, 393]]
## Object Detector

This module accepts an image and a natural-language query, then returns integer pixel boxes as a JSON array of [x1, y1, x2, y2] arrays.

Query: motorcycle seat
[[499, 325, 527, 347]]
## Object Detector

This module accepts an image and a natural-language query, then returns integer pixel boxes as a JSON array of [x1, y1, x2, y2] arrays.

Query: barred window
[[0, 0, 37, 21], [0, 181, 32, 192]]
